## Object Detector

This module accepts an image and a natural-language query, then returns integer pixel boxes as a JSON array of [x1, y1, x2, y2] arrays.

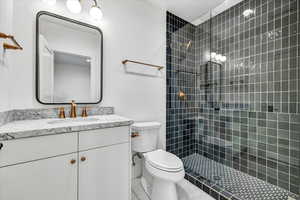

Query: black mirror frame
[[36, 11, 103, 105]]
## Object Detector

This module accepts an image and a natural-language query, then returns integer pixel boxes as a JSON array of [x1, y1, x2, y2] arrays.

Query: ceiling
[[146, 0, 226, 24]]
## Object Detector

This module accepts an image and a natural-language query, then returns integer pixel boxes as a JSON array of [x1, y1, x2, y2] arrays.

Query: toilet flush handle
[[131, 132, 140, 138]]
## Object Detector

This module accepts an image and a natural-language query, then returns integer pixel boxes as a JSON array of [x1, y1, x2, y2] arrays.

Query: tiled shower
[[166, 0, 300, 199]]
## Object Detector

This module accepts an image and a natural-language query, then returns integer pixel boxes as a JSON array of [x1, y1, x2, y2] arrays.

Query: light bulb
[[90, 5, 103, 21], [215, 54, 222, 62], [211, 52, 217, 60], [42, 0, 56, 6], [66, 0, 82, 14], [220, 56, 227, 62], [243, 9, 254, 18]]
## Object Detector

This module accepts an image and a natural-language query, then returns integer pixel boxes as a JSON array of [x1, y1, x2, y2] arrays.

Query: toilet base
[[151, 177, 178, 200]]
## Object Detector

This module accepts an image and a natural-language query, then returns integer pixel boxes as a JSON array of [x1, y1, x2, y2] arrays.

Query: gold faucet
[[70, 100, 77, 118]]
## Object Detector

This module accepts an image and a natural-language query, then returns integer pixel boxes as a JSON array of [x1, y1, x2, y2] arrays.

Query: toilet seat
[[144, 149, 184, 172]]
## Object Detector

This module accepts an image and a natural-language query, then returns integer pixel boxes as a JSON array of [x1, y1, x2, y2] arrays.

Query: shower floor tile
[[182, 153, 299, 200]]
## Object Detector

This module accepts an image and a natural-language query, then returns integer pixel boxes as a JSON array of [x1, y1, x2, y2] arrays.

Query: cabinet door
[[79, 143, 130, 200], [0, 153, 77, 200]]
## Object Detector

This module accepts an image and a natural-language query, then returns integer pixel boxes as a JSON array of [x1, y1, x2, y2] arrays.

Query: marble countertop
[[0, 115, 133, 141]]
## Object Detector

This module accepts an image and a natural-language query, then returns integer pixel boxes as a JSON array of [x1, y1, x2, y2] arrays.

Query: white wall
[[0, 0, 13, 112]]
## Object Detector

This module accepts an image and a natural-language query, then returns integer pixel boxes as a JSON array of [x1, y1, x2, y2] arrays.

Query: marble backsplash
[[0, 106, 114, 126]]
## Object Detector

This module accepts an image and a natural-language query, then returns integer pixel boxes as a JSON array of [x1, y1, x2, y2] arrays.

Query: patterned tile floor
[[183, 153, 299, 200]]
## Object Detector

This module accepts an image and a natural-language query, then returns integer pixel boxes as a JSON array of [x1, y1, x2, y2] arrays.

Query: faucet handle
[[81, 107, 88, 117], [58, 107, 66, 118]]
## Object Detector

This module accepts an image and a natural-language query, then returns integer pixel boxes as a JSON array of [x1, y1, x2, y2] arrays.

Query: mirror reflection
[[37, 12, 103, 104]]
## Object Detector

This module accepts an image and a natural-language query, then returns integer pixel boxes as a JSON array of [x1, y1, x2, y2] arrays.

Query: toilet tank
[[131, 122, 161, 153]]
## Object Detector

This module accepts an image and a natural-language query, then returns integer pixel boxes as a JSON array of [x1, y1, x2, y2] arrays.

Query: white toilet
[[131, 122, 185, 200]]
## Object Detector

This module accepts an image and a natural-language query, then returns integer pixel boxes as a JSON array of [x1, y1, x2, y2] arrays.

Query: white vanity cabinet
[[78, 126, 130, 200], [79, 143, 130, 200], [0, 126, 130, 200], [0, 153, 78, 200]]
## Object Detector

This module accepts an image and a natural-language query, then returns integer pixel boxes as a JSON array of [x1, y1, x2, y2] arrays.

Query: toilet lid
[[131, 122, 161, 130], [145, 150, 183, 172]]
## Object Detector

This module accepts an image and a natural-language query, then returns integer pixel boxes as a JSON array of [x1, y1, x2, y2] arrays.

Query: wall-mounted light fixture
[[89, 0, 103, 21], [42, 0, 103, 21]]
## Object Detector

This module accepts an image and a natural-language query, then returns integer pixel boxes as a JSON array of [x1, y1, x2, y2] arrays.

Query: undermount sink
[[47, 118, 99, 124]]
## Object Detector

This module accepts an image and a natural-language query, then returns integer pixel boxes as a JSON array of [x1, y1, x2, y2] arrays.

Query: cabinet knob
[[0, 143, 3, 150], [70, 159, 76, 164], [81, 157, 86, 162]]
